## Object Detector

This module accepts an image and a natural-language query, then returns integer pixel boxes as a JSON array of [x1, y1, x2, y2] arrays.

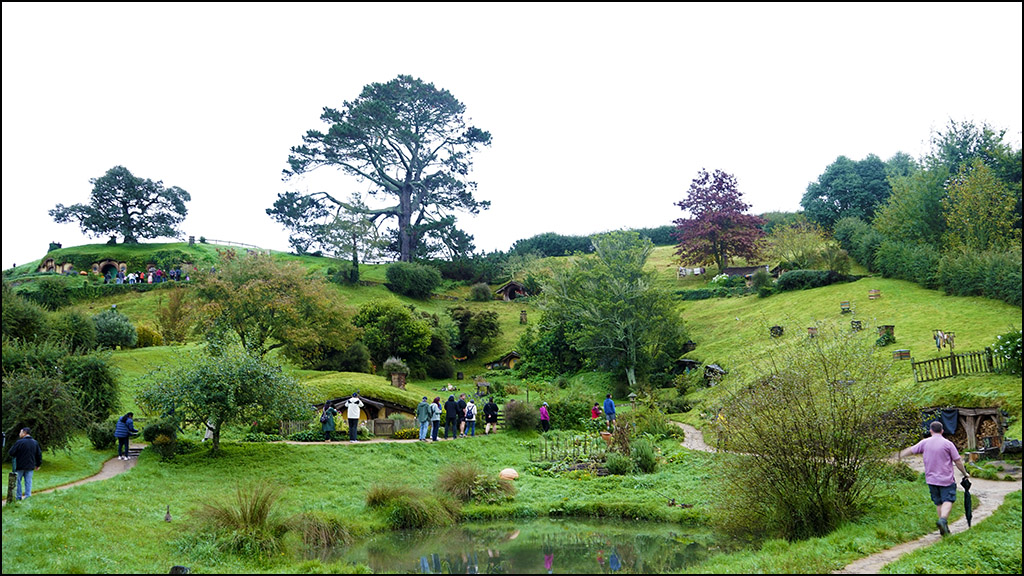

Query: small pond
[[327, 518, 735, 573]]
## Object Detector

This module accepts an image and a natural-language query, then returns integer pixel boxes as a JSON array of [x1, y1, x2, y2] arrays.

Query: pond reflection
[[329, 518, 729, 574]]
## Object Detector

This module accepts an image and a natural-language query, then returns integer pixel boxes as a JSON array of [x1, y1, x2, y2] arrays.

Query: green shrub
[[939, 248, 1023, 307], [92, 307, 138, 349], [2, 285, 50, 342], [384, 262, 442, 299], [35, 276, 72, 310], [981, 249, 1022, 307], [546, 398, 590, 431], [504, 400, 539, 432], [605, 451, 634, 475], [631, 438, 658, 474], [61, 353, 120, 423], [134, 323, 163, 348], [142, 417, 178, 443], [775, 270, 849, 292], [87, 419, 117, 450], [992, 328, 1022, 375], [176, 438, 200, 455], [48, 309, 97, 351], [288, 429, 324, 442], [150, 433, 178, 461], [469, 282, 493, 302], [2, 337, 67, 377], [750, 269, 773, 290], [874, 240, 941, 288]]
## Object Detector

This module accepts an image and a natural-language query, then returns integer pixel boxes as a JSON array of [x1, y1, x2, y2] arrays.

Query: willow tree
[[272, 75, 492, 262]]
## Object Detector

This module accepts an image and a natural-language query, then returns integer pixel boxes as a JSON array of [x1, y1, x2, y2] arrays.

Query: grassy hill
[[7, 241, 1021, 439]]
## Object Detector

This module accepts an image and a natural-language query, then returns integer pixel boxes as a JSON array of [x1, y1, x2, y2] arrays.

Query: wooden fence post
[[985, 347, 995, 372]]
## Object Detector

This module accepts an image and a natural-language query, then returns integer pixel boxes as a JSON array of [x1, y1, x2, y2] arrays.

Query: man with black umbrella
[[899, 421, 970, 536]]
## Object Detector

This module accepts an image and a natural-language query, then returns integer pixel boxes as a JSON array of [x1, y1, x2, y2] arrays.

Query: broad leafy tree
[[673, 169, 765, 273], [801, 155, 891, 230], [193, 251, 358, 361], [138, 349, 308, 452], [447, 306, 502, 358], [542, 231, 684, 388], [943, 159, 1021, 251], [49, 165, 190, 244], [872, 167, 949, 247], [272, 75, 492, 262], [352, 298, 432, 367]]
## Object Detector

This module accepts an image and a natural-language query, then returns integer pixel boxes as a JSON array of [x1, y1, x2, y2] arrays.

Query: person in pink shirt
[[899, 421, 970, 536]]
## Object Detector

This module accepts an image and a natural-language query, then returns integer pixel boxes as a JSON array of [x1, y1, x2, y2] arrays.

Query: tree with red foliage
[[673, 169, 765, 274]]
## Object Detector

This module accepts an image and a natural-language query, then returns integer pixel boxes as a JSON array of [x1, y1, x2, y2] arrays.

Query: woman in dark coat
[[114, 412, 139, 461], [321, 404, 338, 442], [443, 395, 460, 440]]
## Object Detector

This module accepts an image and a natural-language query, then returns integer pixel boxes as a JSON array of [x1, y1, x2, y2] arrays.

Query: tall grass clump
[[714, 323, 917, 541], [195, 482, 289, 557], [365, 484, 459, 529], [289, 510, 354, 551], [436, 462, 516, 504]]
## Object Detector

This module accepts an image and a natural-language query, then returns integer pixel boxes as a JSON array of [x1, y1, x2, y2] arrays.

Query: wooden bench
[[868, 289, 881, 300], [892, 349, 911, 360]]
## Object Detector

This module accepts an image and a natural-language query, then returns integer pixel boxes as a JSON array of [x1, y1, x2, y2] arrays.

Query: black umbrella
[[960, 476, 973, 527]]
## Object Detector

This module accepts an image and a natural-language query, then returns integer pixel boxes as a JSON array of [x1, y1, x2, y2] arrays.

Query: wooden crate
[[868, 289, 881, 300], [893, 349, 911, 360]]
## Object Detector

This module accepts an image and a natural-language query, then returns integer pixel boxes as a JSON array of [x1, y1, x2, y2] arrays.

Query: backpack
[[320, 410, 330, 423]]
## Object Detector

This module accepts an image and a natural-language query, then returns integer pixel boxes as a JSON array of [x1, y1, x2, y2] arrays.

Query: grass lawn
[[0, 429, 988, 574]]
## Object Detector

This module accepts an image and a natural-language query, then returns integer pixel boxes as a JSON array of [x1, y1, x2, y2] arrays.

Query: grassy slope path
[[673, 421, 1023, 574], [1, 442, 145, 508]]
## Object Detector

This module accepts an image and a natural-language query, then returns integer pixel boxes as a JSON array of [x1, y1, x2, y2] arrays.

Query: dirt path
[[671, 421, 1023, 574], [832, 456, 1021, 574], [2, 442, 145, 507]]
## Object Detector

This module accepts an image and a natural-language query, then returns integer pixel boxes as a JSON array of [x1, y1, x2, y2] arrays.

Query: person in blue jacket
[[603, 394, 616, 430], [114, 412, 139, 460]]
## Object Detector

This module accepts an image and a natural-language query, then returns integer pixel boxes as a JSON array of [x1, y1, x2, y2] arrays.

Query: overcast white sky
[[3, 2, 1022, 269]]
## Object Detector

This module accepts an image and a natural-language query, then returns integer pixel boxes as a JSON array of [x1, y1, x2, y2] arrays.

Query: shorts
[[928, 483, 957, 505], [606, 414, 616, 422]]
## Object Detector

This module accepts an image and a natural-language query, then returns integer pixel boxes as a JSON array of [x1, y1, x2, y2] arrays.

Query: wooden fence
[[912, 348, 1006, 383]]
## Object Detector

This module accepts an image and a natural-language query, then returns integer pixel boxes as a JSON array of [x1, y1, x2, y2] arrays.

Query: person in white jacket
[[345, 393, 365, 442]]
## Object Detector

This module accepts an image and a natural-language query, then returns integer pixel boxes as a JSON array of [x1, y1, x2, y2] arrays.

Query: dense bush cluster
[[835, 216, 1022, 307], [384, 262, 442, 298], [775, 270, 852, 292], [93, 307, 138, 349]]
